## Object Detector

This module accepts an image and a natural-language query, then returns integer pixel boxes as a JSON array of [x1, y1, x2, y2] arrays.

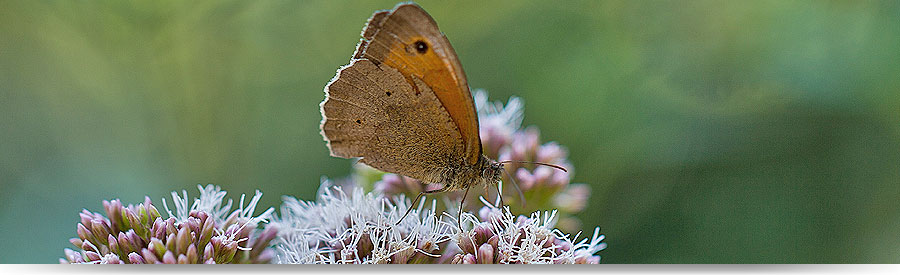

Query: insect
[[319, 2, 564, 225]]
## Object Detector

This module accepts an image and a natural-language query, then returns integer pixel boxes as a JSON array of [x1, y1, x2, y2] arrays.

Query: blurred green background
[[2, 0, 899, 264]]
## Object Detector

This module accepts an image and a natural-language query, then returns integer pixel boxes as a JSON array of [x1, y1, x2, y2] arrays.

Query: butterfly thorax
[[439, 155, 503, 192]]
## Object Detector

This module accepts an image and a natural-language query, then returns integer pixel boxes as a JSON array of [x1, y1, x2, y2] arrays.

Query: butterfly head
[[480, 156, 505, 187]]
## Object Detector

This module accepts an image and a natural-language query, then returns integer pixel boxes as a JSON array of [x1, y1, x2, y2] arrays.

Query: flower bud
[[165, 233, 177, 253], [462, 254, 476, 264], [175, 227, 191, 255], [204, 243, 214, 262], [80, 240, 97, 253], [141, 248, 159, 264], [177, 254, 189, 264], [63, 248, 83, 263], [148, 237, 166, 259], [79, 212, 94, 229], [165, 217, 177, 236], [107, 235, 120, 255], [162, 251, 176, 264], [90, 219, 112, 245], [84, 251, 101, 262], [69, 238, 83, 248], [456, 232, 476, 255], [127, 252, 144, 264], [450, 254, 464, 264], [186, 243, 198, 264], [151, 218, 166, 240], [144, 196, 161, 222], [477, 244, 494, 264], [473, 223, 492, 244], [76, 223, 95, 246]]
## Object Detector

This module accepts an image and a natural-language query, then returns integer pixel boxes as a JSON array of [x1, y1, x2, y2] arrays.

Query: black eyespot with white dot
[[385, 91, 391, 96], [414, 40, 428, 54], [355, 119, 361, 124]]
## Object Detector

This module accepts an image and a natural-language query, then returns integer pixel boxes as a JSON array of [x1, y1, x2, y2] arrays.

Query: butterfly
[[319, 2, 564, 223]]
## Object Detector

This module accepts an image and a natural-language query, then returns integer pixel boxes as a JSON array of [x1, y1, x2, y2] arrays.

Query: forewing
[[353, 3, 482, 165]]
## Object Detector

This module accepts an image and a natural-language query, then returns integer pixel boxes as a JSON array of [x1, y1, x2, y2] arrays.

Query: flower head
[[61, 185, 276, 264], [453, 201, 606, 264], [273, 178, 455, 264], [272, 180, 604, 264]]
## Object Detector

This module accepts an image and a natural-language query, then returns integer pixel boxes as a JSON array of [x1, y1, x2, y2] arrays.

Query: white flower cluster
[[271, 180, 605, 264], [272, 179, 455, 264], [163, 185, 274, 230]]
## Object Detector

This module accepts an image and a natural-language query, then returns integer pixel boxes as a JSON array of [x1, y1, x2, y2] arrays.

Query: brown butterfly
[[319, 2, 564, 223]]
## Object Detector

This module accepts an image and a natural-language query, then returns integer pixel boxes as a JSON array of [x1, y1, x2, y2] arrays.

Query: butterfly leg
[[487, 182, 506, 208], [396, 192, 424, 225], [395, 185, 450, 225], [502, 168, 527, 208], [455, 185, 473, 233]]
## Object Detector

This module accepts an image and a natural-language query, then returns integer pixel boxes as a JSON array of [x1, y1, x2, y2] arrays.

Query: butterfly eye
[[414, 40, 428, 54]]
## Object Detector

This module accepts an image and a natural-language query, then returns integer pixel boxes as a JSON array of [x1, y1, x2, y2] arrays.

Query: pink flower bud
[[477, 244, 494, 264], [127, 252, 144, 264], [462, 254, 476, 264]]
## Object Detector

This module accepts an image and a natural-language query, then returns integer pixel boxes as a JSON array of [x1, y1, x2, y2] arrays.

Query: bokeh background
[[2, 0, 899, 264]]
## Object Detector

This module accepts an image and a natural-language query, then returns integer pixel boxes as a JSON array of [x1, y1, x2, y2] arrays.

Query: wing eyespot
[[414, 40, 428, 54]]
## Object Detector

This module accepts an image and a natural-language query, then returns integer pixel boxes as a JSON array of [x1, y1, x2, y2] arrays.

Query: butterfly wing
[[321, 59, 462, 183], [351, 3, 482, 165]]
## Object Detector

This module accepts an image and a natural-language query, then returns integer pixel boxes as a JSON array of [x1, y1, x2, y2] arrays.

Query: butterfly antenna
[[501, 168, 526, 208], [499, 160, 568, 172]]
